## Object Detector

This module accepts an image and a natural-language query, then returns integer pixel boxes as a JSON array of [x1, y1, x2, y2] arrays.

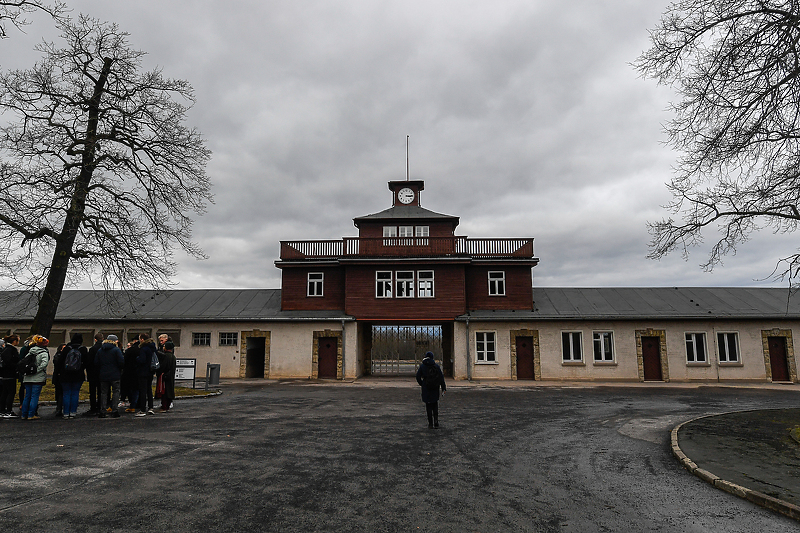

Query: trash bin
[[206, 363, 221, 388]]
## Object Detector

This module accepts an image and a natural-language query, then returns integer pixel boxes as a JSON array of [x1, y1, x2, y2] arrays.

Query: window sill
[[686, 362, 711, 367], [561, 361, 585, 366], [719, 361, 744, 367], [592, 361, 617, 366], [475, 361, 499, 365]]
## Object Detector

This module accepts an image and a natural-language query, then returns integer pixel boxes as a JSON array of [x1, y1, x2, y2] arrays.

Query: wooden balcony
[[279, 237, 535, 260]]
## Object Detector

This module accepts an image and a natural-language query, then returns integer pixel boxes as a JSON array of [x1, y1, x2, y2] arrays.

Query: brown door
[[318, 337, 338, 379], [768, 337, 791, 382], [516, 336, 535, 380], [641, 336, 663, 381]]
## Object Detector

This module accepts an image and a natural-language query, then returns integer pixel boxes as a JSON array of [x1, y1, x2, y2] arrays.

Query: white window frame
[[376, 271, 392, 298], [307, 272, 324, 297], [415, 225, 429, 245], [717, 332, 740, 363], [396, 271, 414, 298], [488, 271, 506, 296], [219, 332, 238, 346], [685, 332, 708, 363], [383, 226, 397, 246], [476, 331, 497, 363], [417, 270, 434, 298], [562, 331, 583, 362], [593, 331, 614, 362], [192, 332, 211, 347]]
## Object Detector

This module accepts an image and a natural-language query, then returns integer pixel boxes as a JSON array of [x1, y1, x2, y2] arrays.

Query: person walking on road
[[415, 351, 446, 429]]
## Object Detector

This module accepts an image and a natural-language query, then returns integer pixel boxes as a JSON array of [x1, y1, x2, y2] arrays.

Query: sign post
[[175, 358, 197, 389]]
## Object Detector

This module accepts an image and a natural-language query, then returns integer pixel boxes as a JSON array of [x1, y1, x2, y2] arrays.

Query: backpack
[[64, 346, 82, 372], [17, 351, 37, 375], [150, 351, 161, 371], [424, 363, 440, 389]]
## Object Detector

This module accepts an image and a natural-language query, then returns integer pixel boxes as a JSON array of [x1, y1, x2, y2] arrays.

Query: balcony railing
[[279, 237, 535, 260]]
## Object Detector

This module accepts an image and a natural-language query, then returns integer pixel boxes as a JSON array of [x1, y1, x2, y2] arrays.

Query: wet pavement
[[674, 407, 800, 519], [2, 380, 800, 532]]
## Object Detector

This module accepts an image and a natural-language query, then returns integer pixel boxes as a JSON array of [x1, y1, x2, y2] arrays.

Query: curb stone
[[671, 411, 800, 522]]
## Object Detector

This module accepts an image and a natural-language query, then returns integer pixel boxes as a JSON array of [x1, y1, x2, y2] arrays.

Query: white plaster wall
[[537, 321, 639, 381], [452, 319, 798, 382]]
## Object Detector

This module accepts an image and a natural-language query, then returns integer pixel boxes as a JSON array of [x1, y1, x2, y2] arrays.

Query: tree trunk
[[28, 57, 113, 338]]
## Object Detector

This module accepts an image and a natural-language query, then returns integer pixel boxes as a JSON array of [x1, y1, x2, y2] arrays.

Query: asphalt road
[[1, 382, 798, 532]]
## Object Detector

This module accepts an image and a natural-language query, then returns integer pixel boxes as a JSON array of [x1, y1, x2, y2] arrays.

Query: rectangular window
[[488, 271, 506, 296], [562, 332, 582, 362], [396, 271, 414, 298], [415, 225, 429, 245], [192, 332, 211, 346], [476, 332, 496, 362], [593, 332, 614, 362], [418, 270, 434, 297], [685, 333, 707, 363], [718, 332, 740, 363], [376, 271, 392, 298], [219, 332, 238, 346], [398, 225, 414, 237], [383, 226, 397, 246], [307, 272, 323, 297]]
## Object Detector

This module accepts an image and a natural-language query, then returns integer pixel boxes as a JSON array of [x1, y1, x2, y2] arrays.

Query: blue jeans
[[21, 383, 43, 418], [62, 381, 82, 415]]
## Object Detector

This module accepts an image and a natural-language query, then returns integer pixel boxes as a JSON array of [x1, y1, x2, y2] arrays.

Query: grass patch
[[27, 382, 214, 402]]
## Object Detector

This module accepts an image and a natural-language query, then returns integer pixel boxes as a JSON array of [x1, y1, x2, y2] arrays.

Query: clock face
[[398, 187, 415, 204]]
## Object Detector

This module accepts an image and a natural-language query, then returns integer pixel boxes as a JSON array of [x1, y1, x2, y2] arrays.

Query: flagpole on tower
[[406, 135, 409, 181]]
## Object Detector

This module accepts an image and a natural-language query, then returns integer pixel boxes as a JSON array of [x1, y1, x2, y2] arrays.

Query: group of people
[[0, 332, 178, 420]]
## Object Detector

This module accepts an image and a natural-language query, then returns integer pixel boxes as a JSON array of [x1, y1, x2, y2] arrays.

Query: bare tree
[[636, 1, 800, 281], [0, 1, 65, 38], [0, 15, 212, 336]]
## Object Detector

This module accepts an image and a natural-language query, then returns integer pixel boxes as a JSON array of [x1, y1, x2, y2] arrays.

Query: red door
[[642, 336, 663, 381], [768, 337, 790, 382], [318, 337, 338, 379], [516, 336, 535, 380]]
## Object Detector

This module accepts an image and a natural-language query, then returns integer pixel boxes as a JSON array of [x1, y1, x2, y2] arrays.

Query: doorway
[[516, 336, 535, 380], [318, 337, 338, 379], [245, 336, 266, 378], [641, 336, 663, 381], [768, 336, 791, 382]]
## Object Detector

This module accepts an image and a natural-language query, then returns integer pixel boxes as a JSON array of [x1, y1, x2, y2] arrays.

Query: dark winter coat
[[123, 342, 139, 388], [0, 344, 19, 380], [97, 340, 124, 382], [415, 357, 446, 404], [58, 343, 88, 384], [136, 339, 157, 377], [160, 350, 177, 401], [86, 339, 103, 382]]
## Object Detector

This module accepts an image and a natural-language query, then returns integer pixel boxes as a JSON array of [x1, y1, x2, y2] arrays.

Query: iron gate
[[371, 325, 442, 376]]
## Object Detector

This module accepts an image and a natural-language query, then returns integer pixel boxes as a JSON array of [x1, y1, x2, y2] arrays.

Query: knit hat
[[107, 334, 118, 341]]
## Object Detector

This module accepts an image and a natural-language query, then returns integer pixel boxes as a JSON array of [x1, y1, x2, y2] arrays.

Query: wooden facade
[[275, 180, 538, 326]]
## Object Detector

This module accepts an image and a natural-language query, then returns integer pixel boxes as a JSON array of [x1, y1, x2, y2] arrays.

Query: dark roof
[[462, 287, 800, 321], [0, 290, 351, 322], [1, 287, 797, 323], [353, 205, 459, 226]]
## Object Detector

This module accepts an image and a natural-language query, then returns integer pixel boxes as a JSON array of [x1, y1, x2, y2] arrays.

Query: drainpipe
[[465, 316, 472, 381], [341, 319, 346, 380]]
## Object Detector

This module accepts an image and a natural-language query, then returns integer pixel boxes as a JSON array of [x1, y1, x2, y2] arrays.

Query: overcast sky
[[3, 1, 791, 289]]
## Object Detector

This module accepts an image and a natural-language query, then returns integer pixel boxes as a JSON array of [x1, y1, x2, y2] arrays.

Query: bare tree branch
[[0, 1, 66, 38], [0, 15, 212, 335], [636, 0, 800, 284]]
